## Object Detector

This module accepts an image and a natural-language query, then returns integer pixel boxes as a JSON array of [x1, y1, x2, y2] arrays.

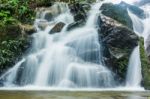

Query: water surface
[[0, 91, 149, 99]]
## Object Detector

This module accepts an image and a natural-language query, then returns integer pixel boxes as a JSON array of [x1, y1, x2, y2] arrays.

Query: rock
[[44, 11, 53, 21], [109, 46, 127, 59], [20, 24, 37, 35], [49, 22, 65, 34], [67, 2, 89, 31], [69, 3, 88, 22], [98, 15, 139, 82], [74, 12, 86, 22], [37, 20, 49, 30], [100, 2, 145, 29], [67, 20, 85, 31]]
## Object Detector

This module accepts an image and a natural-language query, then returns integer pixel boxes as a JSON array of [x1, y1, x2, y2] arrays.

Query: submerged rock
[[49, 22, 65, 34], [67, 20, 85, 31], [44, 11, 53, 21], [98, 15, 139, 82], [37, 20, 49, 30]]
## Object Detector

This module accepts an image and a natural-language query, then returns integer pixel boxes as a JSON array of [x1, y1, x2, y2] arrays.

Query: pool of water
[[0, 91, 149, 99]]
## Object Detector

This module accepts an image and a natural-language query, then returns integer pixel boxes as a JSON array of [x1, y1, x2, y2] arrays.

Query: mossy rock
[[140, 38, 150, 89]]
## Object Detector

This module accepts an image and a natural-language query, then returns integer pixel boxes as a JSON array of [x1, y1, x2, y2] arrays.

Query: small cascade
[[0, 2, 116, 88], [127, 9, 144, 37], [128, 4, 150, 47], [126, 46, 142, 87], [126, 9, 143, 88], [126, 3, 150, 89]]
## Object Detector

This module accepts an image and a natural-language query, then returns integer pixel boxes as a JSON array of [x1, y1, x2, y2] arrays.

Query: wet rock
[[37, 20, 49, 30], [44, 11, 53, 21], [69, 3, 88, 22], [67, 2, 89, 31], [67, 20, 85, 31], [74, 12, 86, 22], [49, 22, 65, 34], [98, 15, 139, 82]]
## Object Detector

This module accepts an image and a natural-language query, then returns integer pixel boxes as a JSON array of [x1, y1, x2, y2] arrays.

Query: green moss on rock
[[140, 38, 150, 89]]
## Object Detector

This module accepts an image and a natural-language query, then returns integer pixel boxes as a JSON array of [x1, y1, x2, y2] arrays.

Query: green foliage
[[0, 10, 17, 26], [140, 38, 150, 89], [0, 37, 30, 74], [0, 0, 35, 25], [116, 56, 129, 81]]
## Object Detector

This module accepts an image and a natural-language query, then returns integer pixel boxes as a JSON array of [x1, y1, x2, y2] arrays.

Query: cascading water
[[0, 0, 147, 90], [128, 4, 150, 47], [126, 3, 150, 89], [126, 46, 142, 87], [0, 2, 116, 88]]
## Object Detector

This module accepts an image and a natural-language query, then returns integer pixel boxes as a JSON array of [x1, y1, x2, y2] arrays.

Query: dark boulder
[[67, 20, 85, 31], [69, 2, 89, 22], [98, 15, 139, 83], [49, 22, 65, 34], [67, 3, 90, 31], [44, 11, 53, 21], [74, 12, 86, 22]]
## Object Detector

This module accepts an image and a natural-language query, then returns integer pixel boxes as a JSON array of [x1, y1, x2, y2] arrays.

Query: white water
[[126, 46, 142, 87], [126, 3, 150, 89], [0, 2, 116, 88], [128, 4, 150, 48]]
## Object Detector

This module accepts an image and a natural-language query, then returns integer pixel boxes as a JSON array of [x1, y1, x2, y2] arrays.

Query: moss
[[114, 55, 129, 82], [140, 38, 150, 89]]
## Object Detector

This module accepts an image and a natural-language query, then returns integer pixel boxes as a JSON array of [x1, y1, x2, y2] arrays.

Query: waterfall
[[126, 46, 142, 87], [127, 4, 150, 47], [0, 2, 116, 88], [126, 3, 150, 88]]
